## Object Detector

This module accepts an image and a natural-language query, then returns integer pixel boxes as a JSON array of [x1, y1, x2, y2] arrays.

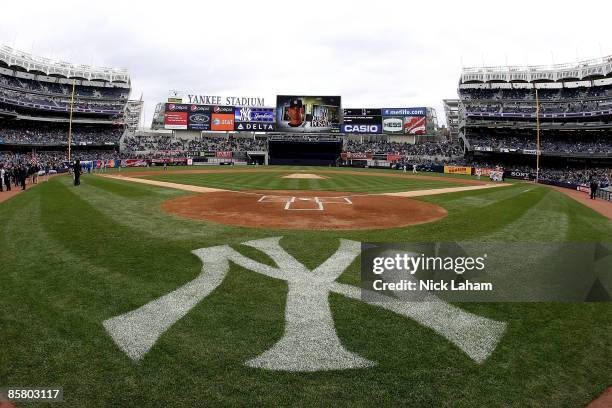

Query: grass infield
[[0, 166, 611, 407]]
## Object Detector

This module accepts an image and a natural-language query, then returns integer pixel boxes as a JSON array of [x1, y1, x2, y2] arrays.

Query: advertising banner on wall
[[341, 152, 372, 160], [381, 107, 427, 116], [211, 113, 235, 131], [234, 107, 275, 131], [215, 151, 233, 158], [164, 112, 188, 130], [341, 108, 382, 134], [276, 95, 341, 132], [380, 107, 427, 135], [381, 116, 427, 135], [186, 105, 212, 130], [444, 165, 472, 175]]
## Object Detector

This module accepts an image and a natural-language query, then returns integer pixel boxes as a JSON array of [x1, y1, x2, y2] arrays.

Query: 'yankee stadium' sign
[[187, 94, 266, 107]]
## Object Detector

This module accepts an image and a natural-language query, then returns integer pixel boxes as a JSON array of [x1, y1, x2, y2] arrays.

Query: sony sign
[[186, 94, 266, 107]]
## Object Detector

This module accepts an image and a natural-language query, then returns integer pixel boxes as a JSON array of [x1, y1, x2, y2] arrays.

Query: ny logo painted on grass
[[103, 238, 506, 371]]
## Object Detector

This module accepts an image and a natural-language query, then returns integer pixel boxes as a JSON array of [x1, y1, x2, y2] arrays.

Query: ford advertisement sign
[[188, 112, 211, 130]]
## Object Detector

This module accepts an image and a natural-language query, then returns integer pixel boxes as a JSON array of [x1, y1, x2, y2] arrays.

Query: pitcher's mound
[[162, 190, 447, 230], [281, 173, 328, 179]]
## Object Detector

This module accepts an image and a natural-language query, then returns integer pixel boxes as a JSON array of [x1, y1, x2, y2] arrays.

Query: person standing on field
[[590, 177, 598, 200], [74, 160, 82, 186], [412, 163, 417, 174]]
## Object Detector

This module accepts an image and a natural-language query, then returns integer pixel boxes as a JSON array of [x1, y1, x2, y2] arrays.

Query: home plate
[[281, 173, 328, 179]]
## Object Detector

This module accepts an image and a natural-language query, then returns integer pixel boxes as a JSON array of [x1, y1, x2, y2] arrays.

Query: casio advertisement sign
[[341, 124, 382, 134], [382, 117, 403, 133]]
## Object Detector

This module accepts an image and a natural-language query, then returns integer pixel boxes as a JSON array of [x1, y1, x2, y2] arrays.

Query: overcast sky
[[1, 0, 611, 127]]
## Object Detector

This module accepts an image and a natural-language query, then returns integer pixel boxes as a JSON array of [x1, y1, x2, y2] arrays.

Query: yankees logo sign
[[103, 238, 506, 371]]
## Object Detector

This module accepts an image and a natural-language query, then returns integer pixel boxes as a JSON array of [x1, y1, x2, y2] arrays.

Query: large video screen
[[275, 95, 341, 132]]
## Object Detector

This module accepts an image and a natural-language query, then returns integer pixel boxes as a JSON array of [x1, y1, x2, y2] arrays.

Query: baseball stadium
[[1, 5, 612, 407]]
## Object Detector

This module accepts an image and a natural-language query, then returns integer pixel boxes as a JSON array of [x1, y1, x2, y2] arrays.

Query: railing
[[597, 189, 612, 202]]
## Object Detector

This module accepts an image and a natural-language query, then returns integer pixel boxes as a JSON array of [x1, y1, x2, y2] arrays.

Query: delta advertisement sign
[[234, 107, 275, 131]]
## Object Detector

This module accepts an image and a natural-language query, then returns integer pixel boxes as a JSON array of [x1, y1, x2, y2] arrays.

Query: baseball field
[[1, 166, 611, 407]]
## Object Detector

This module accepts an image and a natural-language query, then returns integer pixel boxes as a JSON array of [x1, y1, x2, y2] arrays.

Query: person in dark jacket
[[19, 164, 27, 190], [590, 177, 599, 200], [74, 160, 81, 186], [4, 166, 11, 191]]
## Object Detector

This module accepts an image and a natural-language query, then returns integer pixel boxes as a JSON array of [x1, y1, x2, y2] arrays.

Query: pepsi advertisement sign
[[166, 103, 190, 112], [381, 107, 426, 116]]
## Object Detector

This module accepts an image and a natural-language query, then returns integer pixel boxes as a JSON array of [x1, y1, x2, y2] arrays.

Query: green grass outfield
[[1, 166, 611, 407]]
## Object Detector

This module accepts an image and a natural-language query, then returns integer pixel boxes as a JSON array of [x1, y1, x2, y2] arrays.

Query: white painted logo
[[103, 238, 506, 371]]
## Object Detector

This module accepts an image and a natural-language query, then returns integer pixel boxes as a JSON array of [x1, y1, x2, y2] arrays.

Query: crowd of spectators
[[0, 73, 127, 113], [468, 160, 610, 186], [469, 134, 612, 154], [123, 135, 267, 154], [0, 87, 124, 112], [464, 100, 610, 115], [0, 73, 128, 100], [460, 85, 612, 116], [344, 139, 463, 157], [460, 85, 612, 102], [0, 122, 124, 145]]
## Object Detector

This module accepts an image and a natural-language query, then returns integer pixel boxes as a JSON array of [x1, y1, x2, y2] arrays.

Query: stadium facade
[[458, 55, 612, 171], [0, 45, 133, 158]]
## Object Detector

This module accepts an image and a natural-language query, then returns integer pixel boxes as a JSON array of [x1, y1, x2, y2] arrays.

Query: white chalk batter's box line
[[257, 195, 353, 211]]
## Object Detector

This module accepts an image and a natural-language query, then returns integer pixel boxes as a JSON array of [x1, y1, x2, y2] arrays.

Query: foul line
[[101, 175, 227, 193], [380, 183, 510, 198]]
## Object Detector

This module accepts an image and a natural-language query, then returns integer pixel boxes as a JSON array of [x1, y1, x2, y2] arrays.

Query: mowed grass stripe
[[142, 171, 467, 193]]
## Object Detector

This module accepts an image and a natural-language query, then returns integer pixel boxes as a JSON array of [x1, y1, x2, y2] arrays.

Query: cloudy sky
[[1, 0, 611, 127]]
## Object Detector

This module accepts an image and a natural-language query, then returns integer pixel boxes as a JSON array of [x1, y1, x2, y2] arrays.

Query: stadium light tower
[[535, 88, 540, 183], [67, 80, 76, 162]]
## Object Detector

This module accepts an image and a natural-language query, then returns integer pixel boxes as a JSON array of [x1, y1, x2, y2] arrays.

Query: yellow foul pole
[[535, 88, 541, 183], [68, 80, 76, 162]]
